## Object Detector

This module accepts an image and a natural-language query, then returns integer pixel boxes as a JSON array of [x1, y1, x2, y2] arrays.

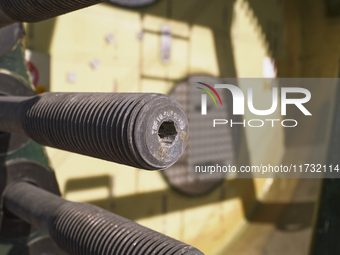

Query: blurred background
[[21, 0, 340, 254]]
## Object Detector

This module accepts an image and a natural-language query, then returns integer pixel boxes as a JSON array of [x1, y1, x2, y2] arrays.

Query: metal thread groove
[[0, 0, 105, 23], [0, 92, 189, 170], [4, 179, 203, 255], [20, 93, 168, 169], [52, 202, 202, 255]]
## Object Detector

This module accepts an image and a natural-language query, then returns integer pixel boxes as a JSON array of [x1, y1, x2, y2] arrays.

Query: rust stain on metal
[[158, 146, 169, 159], [180, 130, 187, 141]]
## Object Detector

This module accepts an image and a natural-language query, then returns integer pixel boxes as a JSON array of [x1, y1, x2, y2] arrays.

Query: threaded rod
[[4, 182, 204, 255], [0, 93, 189, 170]]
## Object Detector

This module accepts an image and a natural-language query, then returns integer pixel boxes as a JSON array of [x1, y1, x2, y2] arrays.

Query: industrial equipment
[[0, 1, 202, 254]]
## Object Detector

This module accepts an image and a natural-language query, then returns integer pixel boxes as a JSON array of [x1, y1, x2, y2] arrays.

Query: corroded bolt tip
[[133, 93, 189, 169]]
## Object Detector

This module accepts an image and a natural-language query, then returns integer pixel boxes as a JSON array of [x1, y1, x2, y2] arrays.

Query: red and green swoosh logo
[[196, 82, 222, 106]]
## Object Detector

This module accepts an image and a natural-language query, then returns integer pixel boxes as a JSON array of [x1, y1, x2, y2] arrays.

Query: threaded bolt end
[[21, 93, 188, 170]]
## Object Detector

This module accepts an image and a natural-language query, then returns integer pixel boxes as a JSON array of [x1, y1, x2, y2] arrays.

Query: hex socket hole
[[158, 121, 178, 146]]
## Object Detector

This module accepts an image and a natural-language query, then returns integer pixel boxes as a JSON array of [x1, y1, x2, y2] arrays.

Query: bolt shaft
[[4, 182, 203, 255], [0, 93, 189, 170]]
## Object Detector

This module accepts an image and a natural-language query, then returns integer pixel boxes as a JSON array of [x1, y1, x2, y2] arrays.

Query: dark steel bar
[[108, 0, 159, 8], [0, 0, 105, 27], [4, 182, 204, 255], [0, 93, 189, 170]]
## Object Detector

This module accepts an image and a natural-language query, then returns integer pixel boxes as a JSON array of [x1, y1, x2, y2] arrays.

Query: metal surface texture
[[0, 92, 189, 170], [4, 182, 204, 255], [0, 23, 34, 156], [0, 0, 105, 27], [0, 161, 60, 238], [0, 23, 25, 59], [0, 73, 34, 156], [109, 0, 159, 8], [0, 73, 34, 97]]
